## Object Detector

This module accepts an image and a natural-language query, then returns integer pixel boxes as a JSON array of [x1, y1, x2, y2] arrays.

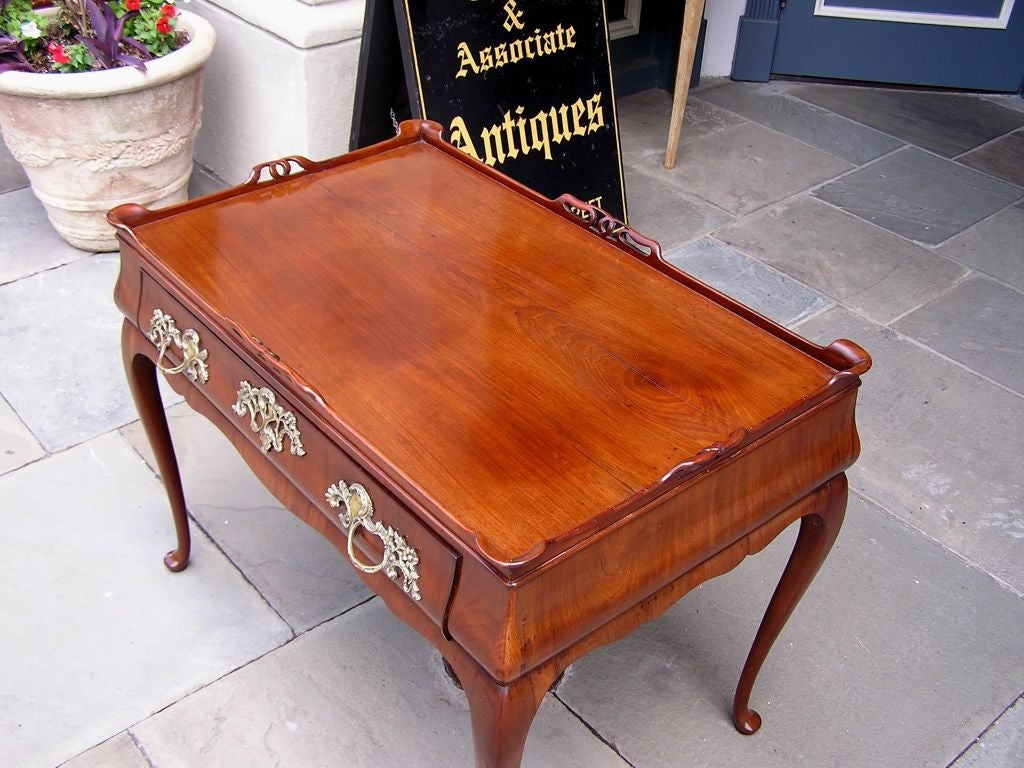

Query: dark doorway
[[608, 0, 696, 96]]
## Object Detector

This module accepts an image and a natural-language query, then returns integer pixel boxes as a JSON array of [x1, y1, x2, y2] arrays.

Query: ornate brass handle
[[232, 380, 306, 456], [148, 309, 209, 383], [325, 480, 421, 601]]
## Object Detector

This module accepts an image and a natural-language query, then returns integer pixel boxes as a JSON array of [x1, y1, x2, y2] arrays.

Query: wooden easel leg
[[456, 661, 557, 768], [732, 473, 848, 734], [121, 320, 191, 572], [664, 0, 707, 169]]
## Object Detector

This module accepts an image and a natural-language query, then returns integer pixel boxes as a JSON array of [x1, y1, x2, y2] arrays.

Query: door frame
[[732, 0, 1024, 91]]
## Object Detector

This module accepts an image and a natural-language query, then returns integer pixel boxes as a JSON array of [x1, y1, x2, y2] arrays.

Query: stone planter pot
[[0, 11, 216, 251]]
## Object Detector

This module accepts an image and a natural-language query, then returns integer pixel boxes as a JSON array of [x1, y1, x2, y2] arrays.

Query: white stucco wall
[[187, 0, 363, 184], [701, 0, 746, 77]]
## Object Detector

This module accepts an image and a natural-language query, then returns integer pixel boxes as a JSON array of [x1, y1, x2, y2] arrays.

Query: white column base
[[188, 0, 363, 184]]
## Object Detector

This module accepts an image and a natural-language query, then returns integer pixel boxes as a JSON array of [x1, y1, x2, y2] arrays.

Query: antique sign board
[[350, 0, 628, 221]]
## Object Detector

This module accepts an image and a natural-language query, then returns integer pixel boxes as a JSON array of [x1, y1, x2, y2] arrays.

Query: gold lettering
[[494, 42, 508, 67], [480, 46, 494, 72], [571, 98, 587, 137], [509, 38, 524, 63], [453, 23, 579, 79], [529, 111, 553, 160], [586, 93, 604, 134], [451, 94, 608, 169], [503, 0, 525, 32], [501, 110, 520, 160], [549, 104, 571, 144], [555, 24, 567, 49], [449, 116, 482, 162], [588, 196, 604, 209], [481, 124, 507, 166], [515, 105, 530, 157], [455, 42, 478, 78]]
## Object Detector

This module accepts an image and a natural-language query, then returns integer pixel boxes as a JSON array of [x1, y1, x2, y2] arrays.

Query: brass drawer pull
[[232, 380, 306, 456], [326, 481, 421, 601], [148, 309, 209, 383]]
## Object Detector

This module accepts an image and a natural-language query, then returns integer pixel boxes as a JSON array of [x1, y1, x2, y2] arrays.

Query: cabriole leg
[[732, 473, 848, 734], [121, 320, 191, 572], [455, 660, 556, 768]]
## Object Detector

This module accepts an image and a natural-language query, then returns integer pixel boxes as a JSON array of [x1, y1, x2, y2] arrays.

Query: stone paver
[[957, 129, 1024, 188], [121, 402, 372, 634], [636, 121, 853, 216], [617, 89, 746, 167], [132, 600, 629, 768], [0, 255, 139, 452], [894, 274, 1024, 395], [558, 493, 1024, 768], [61, 732, 150, 768], [952, 696, 1024, 768], [0, 433, 292, 768], [813, 148, 1023, 245], [0, 393, 44, 476], [0, 187, 88, 285], [698, 81, 903, 165], [665, 236, 832, 326], [790, 85, 1024, 158], [715, 195, 967, 324], [937, 202, 1024, 291], [0, 135, 29, 194], [800, 306, 1024, 594], [625, 168, 734, 249]]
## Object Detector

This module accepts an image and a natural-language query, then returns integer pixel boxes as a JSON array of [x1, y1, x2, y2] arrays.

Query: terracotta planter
[[0, 11, 216, 251]]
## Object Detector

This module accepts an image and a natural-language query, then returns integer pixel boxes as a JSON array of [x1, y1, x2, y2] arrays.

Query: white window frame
[[813, 0, 1015, 29], [609, 0, 642, 39]]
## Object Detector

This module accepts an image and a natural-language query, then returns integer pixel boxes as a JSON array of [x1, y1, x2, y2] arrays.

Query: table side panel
[[446, 389, 862, 682]]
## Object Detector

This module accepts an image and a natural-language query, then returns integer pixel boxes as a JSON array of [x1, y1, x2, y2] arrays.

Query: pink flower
[[48, 42, 70, 65], [160, 3, 176, 16], [156, 16, 172, 34], [126, 0, 141, 10]]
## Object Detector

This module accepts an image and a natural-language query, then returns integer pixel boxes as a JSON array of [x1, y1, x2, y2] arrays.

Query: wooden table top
[[115, 122, 865, 574]]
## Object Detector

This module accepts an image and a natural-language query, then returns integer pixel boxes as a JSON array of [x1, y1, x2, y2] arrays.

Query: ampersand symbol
[[502, 0, 525, 31]]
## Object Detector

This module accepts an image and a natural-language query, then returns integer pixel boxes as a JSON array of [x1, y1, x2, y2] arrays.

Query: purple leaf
[[123, 35, 150, 58], [0, 32, 32, 72], [115, 52, 147, 72], [78, 35, 110, 68]]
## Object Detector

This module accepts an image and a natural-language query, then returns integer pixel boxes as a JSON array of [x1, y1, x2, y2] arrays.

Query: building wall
[[187, 0, 744, 183], [187, 0, 363, 184], [702, 0, 746, 77]]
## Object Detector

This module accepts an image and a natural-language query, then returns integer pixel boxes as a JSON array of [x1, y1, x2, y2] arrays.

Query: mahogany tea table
[[110, 121, 870, 768]]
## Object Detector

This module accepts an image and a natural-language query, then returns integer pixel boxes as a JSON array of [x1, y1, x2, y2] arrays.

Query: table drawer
[[137, 274, 459, 627]]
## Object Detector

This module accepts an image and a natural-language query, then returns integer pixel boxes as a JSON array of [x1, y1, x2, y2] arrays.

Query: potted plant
[[0, 0, 215, 251]]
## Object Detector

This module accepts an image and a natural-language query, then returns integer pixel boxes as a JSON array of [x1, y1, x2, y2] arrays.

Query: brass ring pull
[[326, 480, 421, 601], [148, 309, 209, 384], [346, 516, 388, 574]]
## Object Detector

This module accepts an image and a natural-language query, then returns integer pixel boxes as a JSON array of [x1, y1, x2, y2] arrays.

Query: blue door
[[734, 0, 1024, 92]]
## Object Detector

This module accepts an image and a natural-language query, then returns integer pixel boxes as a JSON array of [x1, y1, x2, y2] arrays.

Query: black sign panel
[[395, 0, 628, 221]]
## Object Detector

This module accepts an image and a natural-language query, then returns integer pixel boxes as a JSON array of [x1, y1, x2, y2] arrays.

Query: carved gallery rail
[[110, 121, 870, 768]]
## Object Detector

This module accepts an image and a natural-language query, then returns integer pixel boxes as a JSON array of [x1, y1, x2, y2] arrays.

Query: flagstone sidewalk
[[1, 80, 1022, 768]]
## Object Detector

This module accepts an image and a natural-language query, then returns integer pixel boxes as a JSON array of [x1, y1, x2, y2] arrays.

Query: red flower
[[160, 3, 176, 16], [48, 41, 70, 65], [126, 0, 140, 10], [156, 16, 172, 34]]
